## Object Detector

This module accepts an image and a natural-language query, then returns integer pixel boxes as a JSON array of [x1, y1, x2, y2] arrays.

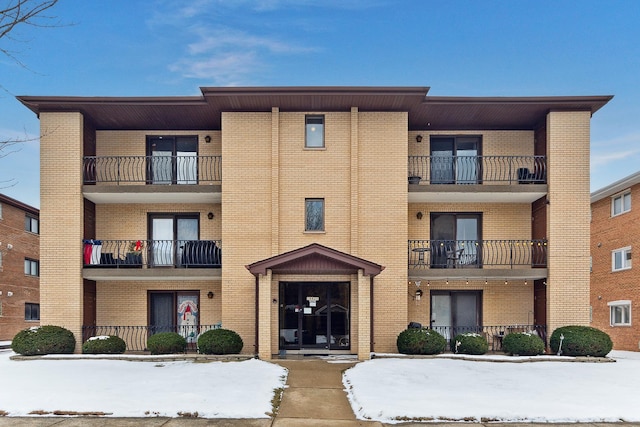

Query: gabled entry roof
[[245, 243, 385, 277]]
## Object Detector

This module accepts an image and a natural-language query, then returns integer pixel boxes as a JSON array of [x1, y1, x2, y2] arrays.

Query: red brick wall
[[591, 183, 640, 351], [0, 197, 40, 341]]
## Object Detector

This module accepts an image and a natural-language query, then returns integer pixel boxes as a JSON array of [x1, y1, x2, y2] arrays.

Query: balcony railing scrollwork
[[83, 155, 222, 184], [408, 155, 546, 185], [82, 239, 222, 268], [409, 239, 547, 268]]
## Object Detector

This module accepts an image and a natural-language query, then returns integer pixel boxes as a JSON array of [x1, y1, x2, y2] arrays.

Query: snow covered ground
[[343, 351, 640, 424], [1, 348, 639, 421]]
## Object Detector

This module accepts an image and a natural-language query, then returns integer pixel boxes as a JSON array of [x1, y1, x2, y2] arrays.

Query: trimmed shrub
[[147, 332, 187, 355], [11, 325, 76, 356], [82, 335, 126, 354], [198, 328, 243, 355], [549, 326, 612, 357], [452, 332, 488, 355], [502, 331, 545, 356], [397, 328, 447, 355]]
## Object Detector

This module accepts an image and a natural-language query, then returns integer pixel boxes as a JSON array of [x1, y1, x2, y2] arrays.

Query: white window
[[612, 247, 632, 271], [611, 191, 631, 216], [608, 300, 631, 326]]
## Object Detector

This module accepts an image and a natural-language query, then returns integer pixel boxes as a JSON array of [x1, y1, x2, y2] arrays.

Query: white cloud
[[591, 149, 640, 168], [170, 51, 260, 86], [188, 27, 313, 55]]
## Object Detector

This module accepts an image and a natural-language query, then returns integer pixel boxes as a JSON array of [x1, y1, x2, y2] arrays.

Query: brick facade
[[0, 194, 40, 340], [591, 174, 640, 351], [21, 87, 611, 357]]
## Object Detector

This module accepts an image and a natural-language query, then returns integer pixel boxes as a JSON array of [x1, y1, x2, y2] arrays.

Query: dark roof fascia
[[246, 243, 385, 277], [423, 95, 614, 114], [201, 86, 431, 97], [0, 193, 39, 216]]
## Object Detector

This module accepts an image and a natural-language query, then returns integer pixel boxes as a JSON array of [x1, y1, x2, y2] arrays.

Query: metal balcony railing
[[82, 239, 221, 268], [83, 155, 222, 184], [406, 323, 548, 350], [408, 239, 547, 268], [82, 324, 223, 352], [408, 155, 546, 184]]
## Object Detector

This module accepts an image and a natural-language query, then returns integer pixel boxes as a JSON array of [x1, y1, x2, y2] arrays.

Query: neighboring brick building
[[0, 193, 40, 341], [18, 87, 611, 358], [591, 172, 640, 351]]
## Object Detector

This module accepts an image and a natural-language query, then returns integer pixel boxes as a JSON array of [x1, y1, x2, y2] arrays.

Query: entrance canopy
[[245, 243, 384, 277]]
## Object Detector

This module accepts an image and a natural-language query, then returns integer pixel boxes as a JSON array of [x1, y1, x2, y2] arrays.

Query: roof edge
[[0, 193, 39, 215], [591, 170, 640, 203]]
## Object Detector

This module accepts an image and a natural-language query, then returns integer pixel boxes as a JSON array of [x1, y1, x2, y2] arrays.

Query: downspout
[[254, 275, 259, 357], [370, 275, 374, 353]]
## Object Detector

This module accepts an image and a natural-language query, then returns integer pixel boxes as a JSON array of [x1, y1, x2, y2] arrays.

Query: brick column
[[257, 270, 273, 360], [547, 110, 592, 335], [357, 269, 371, 360], [40, 112, 85, 352]]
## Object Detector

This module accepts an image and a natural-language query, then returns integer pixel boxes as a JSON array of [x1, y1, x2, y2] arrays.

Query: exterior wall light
[[204, 135, 212, 143], [207, 291, 214, 299], [207, 212, 214, 220], [416, 135, 423, 143], [416, 211, 423, 220]]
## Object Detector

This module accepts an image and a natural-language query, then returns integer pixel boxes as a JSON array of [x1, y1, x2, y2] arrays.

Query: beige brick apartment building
[[0, 194, 40, 341], [18, 87, 611, 359], [591, 171, 640, 351]]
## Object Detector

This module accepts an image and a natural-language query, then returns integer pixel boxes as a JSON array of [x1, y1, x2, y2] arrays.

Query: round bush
[[502, 331, 545, 356], [82, 335, 126, 354], [549, 326, 612, 357], [11, 325, 76, 356], [197, 328, 244, 354], [452, 332, 488, 355], [397, 328, 447, 355], [147, 332, 187, 355]]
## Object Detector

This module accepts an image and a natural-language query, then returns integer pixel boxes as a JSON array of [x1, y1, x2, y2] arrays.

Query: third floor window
[[611, 191, 631, 216], [25, 215, 39, 234]]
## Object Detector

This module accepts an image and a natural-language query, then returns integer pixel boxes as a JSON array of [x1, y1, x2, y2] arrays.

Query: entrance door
[[279, 282, 350, 350], [149, 291, 200, 344], [430, 291, 482, 340]]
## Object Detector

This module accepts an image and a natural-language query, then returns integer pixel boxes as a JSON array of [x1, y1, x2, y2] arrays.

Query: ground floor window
[[148, 291, 199, 343], [609, 300, 631, 326], [279, 282, 350, 350]]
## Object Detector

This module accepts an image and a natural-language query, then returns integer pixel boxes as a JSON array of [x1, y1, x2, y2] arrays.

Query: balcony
[[408, 239, 548, 280], [82, 156, 222, 204], [408, 155, 547, 203], [82, 239, 221, 281]]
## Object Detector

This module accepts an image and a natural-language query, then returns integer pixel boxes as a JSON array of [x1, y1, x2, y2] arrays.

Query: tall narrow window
[[305, 199, 325, 231], [305, 115, 324, 148], [611, 191, 631, 216], [25, 215, 39, 234]]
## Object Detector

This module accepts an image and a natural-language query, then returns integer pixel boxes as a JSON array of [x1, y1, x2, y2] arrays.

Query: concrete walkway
[[273, 358, 380, 426]]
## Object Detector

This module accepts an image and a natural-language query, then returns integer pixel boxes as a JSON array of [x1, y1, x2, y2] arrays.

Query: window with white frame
[[608, 300, 631, 326], [611, 191, 631, 216], [612, 247, 632, 271]]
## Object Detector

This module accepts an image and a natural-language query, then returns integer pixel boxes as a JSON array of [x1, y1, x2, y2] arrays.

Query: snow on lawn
[[343, 351, 640, 424], [0, 351, 287, 418]]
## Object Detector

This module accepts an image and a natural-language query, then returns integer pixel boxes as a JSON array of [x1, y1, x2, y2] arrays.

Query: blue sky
[[1, 0, 639, 208]]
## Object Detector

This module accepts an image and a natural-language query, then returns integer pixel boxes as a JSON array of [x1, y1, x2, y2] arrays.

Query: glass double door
[[149, 291, 199, 344], [430, 136, 480, 184], [150, 214, 199, 266], [279, 282, 350, 350], [147, 136, 198, 184], [430, 291, 482, 340]]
